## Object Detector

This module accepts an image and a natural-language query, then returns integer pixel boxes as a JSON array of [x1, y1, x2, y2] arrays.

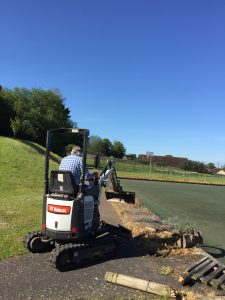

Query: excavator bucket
[[100, 160, 136, 204], [105, 190, 135, 204]]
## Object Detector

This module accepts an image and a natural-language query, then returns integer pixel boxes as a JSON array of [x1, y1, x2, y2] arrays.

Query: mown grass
[[95, 158, 225, 185], [116, 170, 225, 185], [0, 137, 60, 259]]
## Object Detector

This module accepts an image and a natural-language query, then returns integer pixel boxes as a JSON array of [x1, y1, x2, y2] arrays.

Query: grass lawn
[[95, 158, 225, 186], [0, 137, 60, 259], [116, 170, 225, 185]]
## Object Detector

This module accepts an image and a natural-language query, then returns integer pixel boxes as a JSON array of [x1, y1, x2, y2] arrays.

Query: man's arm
[[85, 165, 93, 181]]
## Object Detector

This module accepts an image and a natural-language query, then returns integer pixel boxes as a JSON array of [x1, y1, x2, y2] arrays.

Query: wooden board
[[201, 265, 225, 285], [179, 255, 225, 290]]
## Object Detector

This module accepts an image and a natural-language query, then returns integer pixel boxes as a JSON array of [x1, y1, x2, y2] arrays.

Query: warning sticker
[[58, 174, 64, 182]]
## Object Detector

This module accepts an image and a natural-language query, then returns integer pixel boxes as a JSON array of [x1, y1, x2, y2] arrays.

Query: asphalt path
[[0, 193, 149, 300], [0, 193, 224, 299]]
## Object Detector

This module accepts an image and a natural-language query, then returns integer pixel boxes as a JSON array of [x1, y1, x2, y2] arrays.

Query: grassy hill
[[0, 137, 61, 260]]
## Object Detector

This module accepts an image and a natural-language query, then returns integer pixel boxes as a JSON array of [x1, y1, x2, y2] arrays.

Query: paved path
[[99, 191, 123, 226], [0, 193, 147, 300], [0, 193, 224, 299]]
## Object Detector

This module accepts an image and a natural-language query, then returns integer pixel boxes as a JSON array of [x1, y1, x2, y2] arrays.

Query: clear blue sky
[[1, 1, 225, 165]]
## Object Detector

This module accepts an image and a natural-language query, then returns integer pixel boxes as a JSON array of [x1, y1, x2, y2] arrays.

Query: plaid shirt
[[59, 154, 92, 185]]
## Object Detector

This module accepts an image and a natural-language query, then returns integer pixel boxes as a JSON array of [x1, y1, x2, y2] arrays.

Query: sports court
[[121, 179, 225, 263]]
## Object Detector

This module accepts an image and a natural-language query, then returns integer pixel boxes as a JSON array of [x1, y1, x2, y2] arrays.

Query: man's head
[[71, 146, 83, 157]]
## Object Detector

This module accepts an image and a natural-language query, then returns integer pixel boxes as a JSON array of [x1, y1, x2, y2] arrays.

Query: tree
[[183, 160, 208, 174], [10, 117, 22, 138], [206, 163, 216, 170], [100, 138, 113, 156], [204, 162, 216, 174], [197, 162, 208, 173], [0, 93, 14, 136], [87, 135, 102, 154], [112, 140, 126, 158], [0, 87, 75, 146], [126, 154, 137, 160]]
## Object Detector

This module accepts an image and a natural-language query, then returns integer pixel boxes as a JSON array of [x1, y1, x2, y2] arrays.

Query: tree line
[[0, 86, 127, 158], [183, 160, 216, 174], [0, 86, 217, 170], [87, 135, 126, 158]]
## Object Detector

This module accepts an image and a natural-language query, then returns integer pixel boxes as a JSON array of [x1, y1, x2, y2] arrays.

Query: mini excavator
[[24, 128, 135, 271]]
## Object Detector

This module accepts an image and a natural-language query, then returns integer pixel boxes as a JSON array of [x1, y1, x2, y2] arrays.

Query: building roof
[[217, 170, 225, 175]]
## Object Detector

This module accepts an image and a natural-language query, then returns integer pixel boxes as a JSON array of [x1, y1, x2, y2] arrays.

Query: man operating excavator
[[59, 145, 93, 186], [60, 145, 99, 188]]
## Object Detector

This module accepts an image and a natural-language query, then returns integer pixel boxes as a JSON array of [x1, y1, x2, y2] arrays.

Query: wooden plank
[[211, 272, 225, 289], [192, 261, 218, 281], [186, 256, 209, 272], [201, 265, 225, 285], [179, 258, 212, 285], [216, 272, 225, 287]]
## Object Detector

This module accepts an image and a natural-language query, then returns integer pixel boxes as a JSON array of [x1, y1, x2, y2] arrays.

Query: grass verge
[[116, 171, 225, 186], [0, 137, 60, 260]]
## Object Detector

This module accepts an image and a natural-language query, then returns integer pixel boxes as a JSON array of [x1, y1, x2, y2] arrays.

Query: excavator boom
[[100, 160, 135, 203]]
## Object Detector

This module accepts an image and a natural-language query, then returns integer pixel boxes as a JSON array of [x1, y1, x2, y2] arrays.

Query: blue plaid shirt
[[59, 154, 92, 185]]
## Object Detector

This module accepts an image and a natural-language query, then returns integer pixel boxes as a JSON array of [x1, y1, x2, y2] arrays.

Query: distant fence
[[86, 154, 225, 182]]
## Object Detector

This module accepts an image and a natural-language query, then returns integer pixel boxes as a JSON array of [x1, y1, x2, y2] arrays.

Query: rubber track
[[50, 236, 118, 271], [23, 231, 43, 252]]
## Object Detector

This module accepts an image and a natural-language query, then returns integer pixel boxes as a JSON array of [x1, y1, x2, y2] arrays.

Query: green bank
[[0, 137, 60, 260]]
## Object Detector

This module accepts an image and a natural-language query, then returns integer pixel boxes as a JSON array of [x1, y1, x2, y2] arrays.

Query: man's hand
[[92, 172, 99, 179], [91, 172, 99, 184]]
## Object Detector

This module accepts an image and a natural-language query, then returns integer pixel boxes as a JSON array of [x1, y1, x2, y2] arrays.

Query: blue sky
[[1, 1, 225, 164]]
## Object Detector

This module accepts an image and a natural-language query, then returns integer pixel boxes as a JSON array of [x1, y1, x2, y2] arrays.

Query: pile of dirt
[[109, 196, 202, 255], [111, 199, 170, 235]]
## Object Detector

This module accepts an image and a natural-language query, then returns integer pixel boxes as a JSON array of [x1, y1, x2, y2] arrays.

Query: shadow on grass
[[20, 140, 61, 164]]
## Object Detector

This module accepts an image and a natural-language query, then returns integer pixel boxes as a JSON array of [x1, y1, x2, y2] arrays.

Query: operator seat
[[49, 170, 79, 196]]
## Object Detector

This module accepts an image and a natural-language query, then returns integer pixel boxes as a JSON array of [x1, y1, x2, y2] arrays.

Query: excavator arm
[[99, 160, 135, 203]]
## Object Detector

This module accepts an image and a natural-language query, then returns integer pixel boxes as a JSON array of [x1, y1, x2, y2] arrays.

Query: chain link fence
[[86, 154, 225, 183]]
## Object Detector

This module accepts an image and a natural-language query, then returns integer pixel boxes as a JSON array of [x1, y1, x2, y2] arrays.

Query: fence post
[[94, 154, 100, 169]]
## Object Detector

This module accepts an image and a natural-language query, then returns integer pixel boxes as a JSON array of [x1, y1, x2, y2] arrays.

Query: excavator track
[[23, 231, 43, 252], [23, 231, 53, 253], [50, 235, 118, 271]]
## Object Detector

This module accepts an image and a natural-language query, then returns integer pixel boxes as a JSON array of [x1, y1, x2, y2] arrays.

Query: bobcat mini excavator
[[24, 128, 134, 271]]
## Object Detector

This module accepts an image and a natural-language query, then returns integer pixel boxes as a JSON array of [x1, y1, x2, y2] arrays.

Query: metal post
[[81, 130, 88, 193], [44, 131, 51, 195], [146, 151, 154, 175], [150, 156, 152, 174]]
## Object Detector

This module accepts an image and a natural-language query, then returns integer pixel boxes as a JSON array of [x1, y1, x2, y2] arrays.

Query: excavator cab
[[41, 128, 99, 242]]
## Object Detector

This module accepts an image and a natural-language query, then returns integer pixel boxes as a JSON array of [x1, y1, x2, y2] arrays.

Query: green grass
[[0, 137, 60, 259], [116, 170, 225, 185], [96, 158, 225, 185]]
